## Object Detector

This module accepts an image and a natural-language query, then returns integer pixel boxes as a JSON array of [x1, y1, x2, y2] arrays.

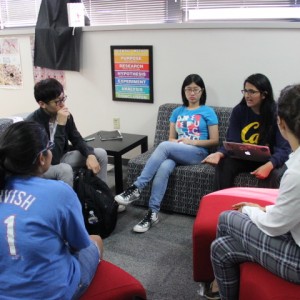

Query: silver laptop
[[223, 141, 271, 162]]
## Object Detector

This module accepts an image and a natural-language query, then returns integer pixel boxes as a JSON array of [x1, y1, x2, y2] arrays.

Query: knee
[[90, 235, 103, 259], [158, 141, 170, 149], [210, 238, 221, 260], [210, 237, 229, 262], [94, 148, 108, 165], [58, 163, 74, 187], [219, 210, 230, 223]]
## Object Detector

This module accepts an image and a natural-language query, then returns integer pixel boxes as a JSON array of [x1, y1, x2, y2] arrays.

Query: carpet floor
[[104, 205, 206, 300], [105, 164, 207, 300]]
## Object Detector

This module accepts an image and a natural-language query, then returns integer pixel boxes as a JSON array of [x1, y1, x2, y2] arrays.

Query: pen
[[85, 137, 95, 142]]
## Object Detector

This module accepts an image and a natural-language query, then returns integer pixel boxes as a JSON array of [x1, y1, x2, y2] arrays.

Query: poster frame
[[110, 45, 153, 103]]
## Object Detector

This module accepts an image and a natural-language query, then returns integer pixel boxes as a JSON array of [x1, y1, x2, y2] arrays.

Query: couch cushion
[[0, 118, 14, 135]]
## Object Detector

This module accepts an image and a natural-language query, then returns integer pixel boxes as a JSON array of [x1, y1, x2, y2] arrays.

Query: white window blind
[[0, 0, 299, 29], [0, 0, 41, 29], [182, 1, 300, 21], [82, 0, 168, 26], [182, 0, 299, 9]]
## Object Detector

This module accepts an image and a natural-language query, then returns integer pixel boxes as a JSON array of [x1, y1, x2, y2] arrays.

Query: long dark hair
[[240, 73, 276, 144], [0, 121, 49, 189], [181, 74, 207, 106], [278, 84, 300, 141]]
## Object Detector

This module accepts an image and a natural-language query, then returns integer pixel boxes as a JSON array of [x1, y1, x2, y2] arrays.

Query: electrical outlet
[[113, 118, 120, 129]]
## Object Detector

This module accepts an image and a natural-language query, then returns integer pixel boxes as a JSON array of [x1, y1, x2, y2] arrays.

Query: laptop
[[223, 141, 271, 162]]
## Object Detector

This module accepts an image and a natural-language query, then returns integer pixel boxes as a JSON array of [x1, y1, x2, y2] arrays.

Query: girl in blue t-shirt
[[115, 74, 219, 233], [0, 121, 103, 299]]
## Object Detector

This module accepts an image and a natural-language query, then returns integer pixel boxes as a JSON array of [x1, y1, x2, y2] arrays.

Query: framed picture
[[110, 45, 153, 103]]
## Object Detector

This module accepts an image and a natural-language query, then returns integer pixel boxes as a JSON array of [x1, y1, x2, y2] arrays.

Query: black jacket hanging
[[34, 0, 82, 71]]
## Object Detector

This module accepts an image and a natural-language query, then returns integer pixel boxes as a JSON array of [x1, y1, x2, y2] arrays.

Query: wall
[[0, 23, 300, 151]]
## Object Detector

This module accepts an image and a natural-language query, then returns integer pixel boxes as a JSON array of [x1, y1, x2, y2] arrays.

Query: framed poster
[[111, 45, 153, 103]]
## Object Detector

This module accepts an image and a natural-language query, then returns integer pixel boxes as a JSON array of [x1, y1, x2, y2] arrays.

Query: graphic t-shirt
[[0, 176, 91, 300], [169, 105, 218, 141]]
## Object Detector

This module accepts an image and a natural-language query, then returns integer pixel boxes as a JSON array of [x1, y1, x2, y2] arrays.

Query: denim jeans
[[134, 141, 208, 212], [72, 241, 101, 299]]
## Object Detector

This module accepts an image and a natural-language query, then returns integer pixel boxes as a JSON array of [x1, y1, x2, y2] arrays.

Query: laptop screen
[[223, 141, 271, 162]]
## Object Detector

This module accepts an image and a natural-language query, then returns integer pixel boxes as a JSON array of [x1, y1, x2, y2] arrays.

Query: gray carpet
[[105, 165, 206, 300]]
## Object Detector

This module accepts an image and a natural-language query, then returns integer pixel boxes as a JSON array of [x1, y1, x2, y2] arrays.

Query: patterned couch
[[0, 118, 14, 134], [127, 103, 260, 216]]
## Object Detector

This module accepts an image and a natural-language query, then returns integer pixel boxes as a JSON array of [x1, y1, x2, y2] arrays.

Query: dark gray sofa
[[127, 103, 260, 216], [0, 118, 14, 134]]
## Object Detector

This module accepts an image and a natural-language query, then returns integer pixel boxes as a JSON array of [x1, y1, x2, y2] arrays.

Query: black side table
[[85, 132, 148, 194]]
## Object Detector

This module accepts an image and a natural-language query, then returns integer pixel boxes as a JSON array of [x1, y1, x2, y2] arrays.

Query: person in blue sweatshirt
[[202, 73, 291, 190], [0, 121, 103, 299]]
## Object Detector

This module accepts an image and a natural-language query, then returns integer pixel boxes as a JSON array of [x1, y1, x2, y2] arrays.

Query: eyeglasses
[[32, 141, 55, 164], [241, 89, 260, 96], [49, 95, 67, 106], [185, 88, 202, 94]]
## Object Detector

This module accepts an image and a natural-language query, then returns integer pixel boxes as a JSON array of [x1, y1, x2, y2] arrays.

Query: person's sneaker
[[133, 209, 159, 233], [114, 185, 140, 205], [117, 204, 126, 213], [204, 283, 220, 300]]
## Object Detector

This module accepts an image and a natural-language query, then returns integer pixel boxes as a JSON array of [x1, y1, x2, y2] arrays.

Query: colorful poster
[[111, 46, 153, 103], [0, 38, 23, 88]]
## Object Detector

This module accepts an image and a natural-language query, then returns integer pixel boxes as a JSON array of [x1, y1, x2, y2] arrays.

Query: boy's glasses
[[32, 141, 55, 164], [49, 95, 67, 106]]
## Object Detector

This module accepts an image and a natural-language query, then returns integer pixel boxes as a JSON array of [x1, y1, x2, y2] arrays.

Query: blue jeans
[[72, 241, 101, 299], [134, 141, 208, 212]]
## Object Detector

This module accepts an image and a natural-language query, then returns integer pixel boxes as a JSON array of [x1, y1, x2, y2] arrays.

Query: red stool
[[80, 260, 147, 300], [193, 187, 300, 299], [193, 187, 278, 282], [239, 262, 300, 300]]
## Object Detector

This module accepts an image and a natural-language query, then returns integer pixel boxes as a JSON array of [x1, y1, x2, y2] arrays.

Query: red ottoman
[[193, 187, 278, 283], [80, 260, 147, 300], [239, 262, 300, 300]]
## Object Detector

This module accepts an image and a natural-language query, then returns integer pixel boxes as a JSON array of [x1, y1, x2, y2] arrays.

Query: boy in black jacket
[[27, 78, 108, 187]]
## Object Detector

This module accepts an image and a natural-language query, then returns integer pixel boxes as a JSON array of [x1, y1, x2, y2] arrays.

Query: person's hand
[[177, 137, 192, 145], [201, 152, 224, 165], [56, 107, 70, 125], [232, 202, 266, 212], [250, 161, 274, 179], [86, 155, 100, 175], [169, 138, 178, 143]]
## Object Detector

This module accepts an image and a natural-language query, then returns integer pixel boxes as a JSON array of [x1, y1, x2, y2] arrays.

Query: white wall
[[1, 24, 300, 151]]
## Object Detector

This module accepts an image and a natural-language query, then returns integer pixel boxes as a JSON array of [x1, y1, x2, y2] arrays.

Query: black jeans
[[213, 156, 287, 191]]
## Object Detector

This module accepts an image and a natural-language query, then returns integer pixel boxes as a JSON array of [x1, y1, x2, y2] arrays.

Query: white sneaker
[[133, 209, 159, 233], [117, 204, 126, 213], [114, 185, 141, 205]]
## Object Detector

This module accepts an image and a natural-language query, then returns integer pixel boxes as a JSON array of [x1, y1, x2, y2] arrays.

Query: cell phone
[[84, 137, 95, 142]]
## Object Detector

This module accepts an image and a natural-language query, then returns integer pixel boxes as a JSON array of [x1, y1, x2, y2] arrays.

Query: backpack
[[73, 168, 118, 239]]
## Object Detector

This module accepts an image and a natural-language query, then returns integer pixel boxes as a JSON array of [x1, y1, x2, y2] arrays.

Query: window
[[0, 0, 299, 30], [0, 0, 41, 29], [182, 1, 300, 22], [82, 0, 169, 25]]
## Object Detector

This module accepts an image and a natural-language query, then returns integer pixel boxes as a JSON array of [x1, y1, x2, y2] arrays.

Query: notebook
[[97, 130, 123, 141], [223, 141, 271, 162]]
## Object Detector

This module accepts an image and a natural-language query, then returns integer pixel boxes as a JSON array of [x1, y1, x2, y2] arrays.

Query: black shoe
[[204, 284, 220, 300]]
